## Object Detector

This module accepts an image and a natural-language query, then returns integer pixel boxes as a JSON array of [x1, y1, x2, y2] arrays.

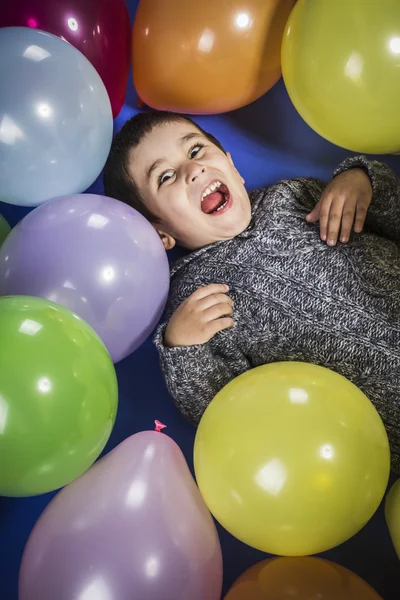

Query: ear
[[227, 151, 245, 184], [156, 229, 176, 251]]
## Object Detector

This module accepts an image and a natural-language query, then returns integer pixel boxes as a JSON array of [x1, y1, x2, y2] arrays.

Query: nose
[[186, 162, 206, 184]]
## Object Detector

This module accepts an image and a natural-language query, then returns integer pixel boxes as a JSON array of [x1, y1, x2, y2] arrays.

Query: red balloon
[[0, 0, 131, 118]]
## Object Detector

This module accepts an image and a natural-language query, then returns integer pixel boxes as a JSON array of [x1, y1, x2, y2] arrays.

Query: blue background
[[1, 1, 399, 598]]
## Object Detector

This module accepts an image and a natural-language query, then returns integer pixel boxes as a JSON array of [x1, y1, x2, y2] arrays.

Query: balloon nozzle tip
[[154, 420, 167, 433]]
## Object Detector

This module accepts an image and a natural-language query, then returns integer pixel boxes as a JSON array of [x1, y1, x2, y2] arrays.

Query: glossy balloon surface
[[133, 0, 294, 114], [224, 557, 382, 599], [0, 27, 113, 206], [0, 194, 170, 363], [282, 0, 400, 153], [194, 362, 390, 555], [0, 0, 131, 117], [0, 295, 118, 496], [19, 431, 223, 600]]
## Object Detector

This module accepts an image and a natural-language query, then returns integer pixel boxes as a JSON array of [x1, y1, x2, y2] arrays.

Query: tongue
[[201, 191, 226, 214]]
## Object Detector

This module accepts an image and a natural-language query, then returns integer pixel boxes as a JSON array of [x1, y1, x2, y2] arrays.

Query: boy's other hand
[[306, 168, 372, 246], [164, 284, 233, 348]]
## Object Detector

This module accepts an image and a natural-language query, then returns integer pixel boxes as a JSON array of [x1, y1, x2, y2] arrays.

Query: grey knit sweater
[[154, 156, 400, 472]]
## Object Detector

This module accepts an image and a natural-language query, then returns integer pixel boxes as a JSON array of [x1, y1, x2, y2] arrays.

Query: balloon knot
[[154, 420, 167, 433]]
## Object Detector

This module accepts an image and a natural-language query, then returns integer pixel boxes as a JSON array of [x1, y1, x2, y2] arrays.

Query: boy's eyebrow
[[146, 132, 203, 181], [180, 132, 202, 144], [147, 159, 163, 181]]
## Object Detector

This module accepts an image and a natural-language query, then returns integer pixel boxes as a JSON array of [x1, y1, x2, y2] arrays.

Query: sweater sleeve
[[333, 156, 400, 241], [153, 321, 250, 425]]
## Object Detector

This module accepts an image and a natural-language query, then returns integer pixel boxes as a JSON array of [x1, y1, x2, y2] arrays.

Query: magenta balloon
[[19, 430, 223, 600], [0, 194, 170, 363], [0, 0, 131, 117]]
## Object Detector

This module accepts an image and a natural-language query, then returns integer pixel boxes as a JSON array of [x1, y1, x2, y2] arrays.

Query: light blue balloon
[[0, 27, 113, 207]]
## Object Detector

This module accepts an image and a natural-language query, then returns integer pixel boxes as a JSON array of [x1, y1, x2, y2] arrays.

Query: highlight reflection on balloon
[[0, 27, 113, 207], [133, 0, 295, 114], [282, 0, 400, 153], [19, 430, 223, 600], [0, 295, 118, 497], [224, 557, 382, 600], [194, 363, 390, 556], [0, 0, 131, 117], [0, 194, 170, 363]]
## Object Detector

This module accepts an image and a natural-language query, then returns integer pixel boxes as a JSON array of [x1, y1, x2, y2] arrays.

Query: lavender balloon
[[19, 428, 223, 600], [0, 194, 169, 362]]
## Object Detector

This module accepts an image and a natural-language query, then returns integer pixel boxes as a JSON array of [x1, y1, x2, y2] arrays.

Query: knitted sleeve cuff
[[333, 155, 382, 200], [333, 155, 400, 240], [153, 322, 210, 357]]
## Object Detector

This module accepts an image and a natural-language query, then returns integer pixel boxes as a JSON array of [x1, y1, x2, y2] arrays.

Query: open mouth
[[201, 180, 232, 215]]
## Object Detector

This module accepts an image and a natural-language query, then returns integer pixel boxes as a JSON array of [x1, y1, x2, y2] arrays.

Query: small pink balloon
[[19, 430, 223, 600]]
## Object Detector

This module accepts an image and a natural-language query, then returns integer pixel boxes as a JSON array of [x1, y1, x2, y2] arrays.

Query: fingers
[[308, 192, 356, 246], [198, 293, 233, 311], [167, 284, 234, 347], [339, 205, 357, 243], [187, 284, 234, 327], [189, 284, 229, 301], [203, 301, 233, 321], [306, 204, 321, 223], [354, 202, 368, 233], [307, 170, 372, 246], [207, 317, 234, 337]]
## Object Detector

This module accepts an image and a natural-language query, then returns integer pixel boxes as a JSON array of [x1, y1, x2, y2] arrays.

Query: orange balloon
[[224, 557, 382, 600], [132, 0, 295, 114]]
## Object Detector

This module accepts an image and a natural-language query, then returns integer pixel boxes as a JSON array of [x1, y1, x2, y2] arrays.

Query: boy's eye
[[157, 143, 205, 187], [158, 170, 175, 186], [189, 143, 204, 158]]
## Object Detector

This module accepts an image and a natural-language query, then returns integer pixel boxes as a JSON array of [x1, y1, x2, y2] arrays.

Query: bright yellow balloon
[[281, 0, 400, 154], [385, 479, 400, 559], [194, 362, 390, 556]]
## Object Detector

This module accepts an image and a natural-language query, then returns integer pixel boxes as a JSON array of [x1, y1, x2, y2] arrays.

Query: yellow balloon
[[281, 0, 400, 154], [194, 362, 390, 556], [385, 479, 400, 559]]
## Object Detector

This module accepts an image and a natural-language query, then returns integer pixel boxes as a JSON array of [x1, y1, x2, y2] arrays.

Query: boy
[[104, 111, 400, 472]]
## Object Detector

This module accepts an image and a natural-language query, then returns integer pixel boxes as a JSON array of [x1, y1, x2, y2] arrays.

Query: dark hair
[[103, 110, 226, 223]]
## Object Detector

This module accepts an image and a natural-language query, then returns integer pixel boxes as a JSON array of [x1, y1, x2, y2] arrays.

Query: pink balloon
[[19, 429, 223, 600], [0, 0, 131, 118]]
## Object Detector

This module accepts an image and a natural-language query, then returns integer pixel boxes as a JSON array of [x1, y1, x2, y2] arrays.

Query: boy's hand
[[306, 168, 372, 246], [164, 284, 233, 348]]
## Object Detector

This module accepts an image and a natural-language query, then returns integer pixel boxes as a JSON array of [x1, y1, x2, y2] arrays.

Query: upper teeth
[[202, 181, 222, 199]]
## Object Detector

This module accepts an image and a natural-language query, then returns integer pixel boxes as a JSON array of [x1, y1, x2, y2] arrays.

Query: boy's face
[[128, 121, 252, 250]]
